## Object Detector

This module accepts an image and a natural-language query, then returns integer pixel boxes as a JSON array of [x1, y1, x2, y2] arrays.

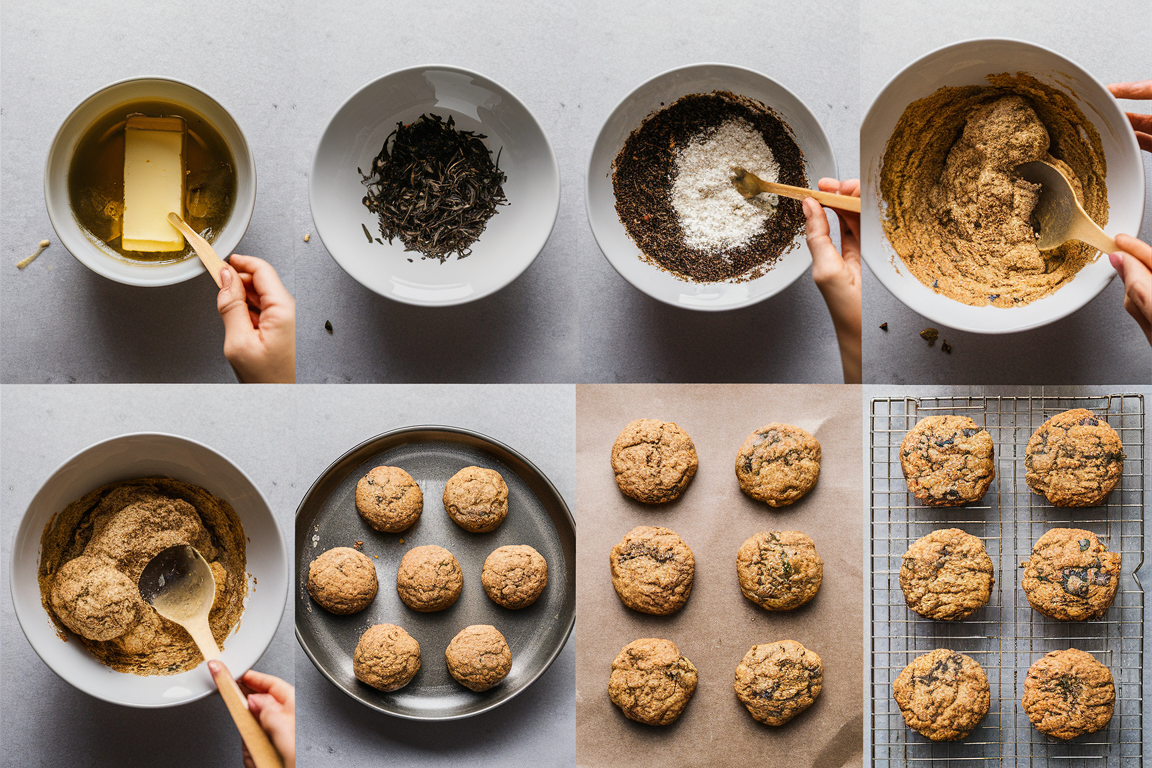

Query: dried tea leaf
[[920, 328, 939, 346]]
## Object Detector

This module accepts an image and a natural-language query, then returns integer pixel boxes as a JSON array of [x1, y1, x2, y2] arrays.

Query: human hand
[[217, 254, 295, 383], [239, 669, 295, 768], [803, 178, 862, 384], [1110, 233, 1151, 345], [1107, 81, 1152, 152]]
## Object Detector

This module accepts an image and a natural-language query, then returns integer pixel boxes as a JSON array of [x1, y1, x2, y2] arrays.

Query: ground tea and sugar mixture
[[38, 477, 246, 675], [880, 72, 1108, 308], [613, 91, 807, 283]]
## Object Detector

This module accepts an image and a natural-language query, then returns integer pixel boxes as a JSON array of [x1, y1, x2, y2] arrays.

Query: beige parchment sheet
[[575, 384, 864, 768]]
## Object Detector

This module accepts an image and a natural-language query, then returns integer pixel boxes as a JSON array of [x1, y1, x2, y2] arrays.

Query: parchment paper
[[575, 384, 863, 768]]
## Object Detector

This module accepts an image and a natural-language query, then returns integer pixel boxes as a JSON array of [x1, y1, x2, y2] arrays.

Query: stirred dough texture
[[353, 623, 421, 692], [482, 545, 548, 609], [900, 529, 994, 621], [610, 526, 695, 615], [1023, 648, 1115, 739], [900, 416, 995, 506], [736, 530, 823, 611], [50, 556, 139, 641], [893, 649, 990, 741], [734, 424, 821, 506], [444, 624, 513, 691], [1021, 528, 1121, 621], [306, 546, 378, 615], [442, 466, 509, 533], [355, 465, 423, 533], [608, 638, 698, 726], [396, 544, 463, 612], [733, 640, 823, 725], [1025, 409, 1125, 507], [610, 419, 698, 504]]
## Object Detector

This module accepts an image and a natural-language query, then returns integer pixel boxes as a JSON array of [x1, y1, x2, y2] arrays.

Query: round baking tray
[[294, 425, 576, 720]]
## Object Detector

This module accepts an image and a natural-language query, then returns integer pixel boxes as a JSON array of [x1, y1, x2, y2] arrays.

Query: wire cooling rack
[[870, 393, 1145, 766]]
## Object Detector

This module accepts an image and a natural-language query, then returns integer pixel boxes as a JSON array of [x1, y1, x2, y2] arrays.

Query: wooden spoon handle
[[1070, 215, 1118, 255], [167, 212, 226, 288], [756, 180, 862, 213], [209, 660, 285, 768]]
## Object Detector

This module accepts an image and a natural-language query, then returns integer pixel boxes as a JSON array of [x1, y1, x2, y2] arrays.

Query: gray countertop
[[860, 0, 1152, 384]]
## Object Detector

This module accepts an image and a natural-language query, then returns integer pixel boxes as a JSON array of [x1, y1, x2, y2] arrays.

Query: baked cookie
[[356, 466, 423, 533], [443, 466, 509, 533], [49, 556, 138, 641], [900, 416, 995, 506], [610, 419, 698, 504], [893, 649, 990, 741], [736, 531, 822, 611], [735, 424, 821, 507], [900, 529, 994, 621], [306, 546, 378, 615], [610, 526, 695, 615], [1023, 648, 1115, 740], [734, 640, 823, 725], [396, 544, 463, 612], [353, 623, 421, 692], [1021, 528, 1121, 621], [482, 545, 548, 609], [445, 624, 513, 691], [608, 638, 698, 726], [1025, 409, 1125, 507]]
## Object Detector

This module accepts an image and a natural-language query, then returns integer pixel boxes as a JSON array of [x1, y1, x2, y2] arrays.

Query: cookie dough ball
[[396, 545, 463, 612], [608, 638, 698, 726], [482, 545, 548, 609], [445, 625, 513, 692], [610, 526, 694, 615], [306, 546, 378, 615], [734, 640, 823, 725], [50, 556, 139, 641], [353, 624, 421, 692], [900, 529, 994, 620], [735, 424, 821, 507], [900, 416, 995, 506], [893, 649, 990, 741], [1025, 409, 1125, 507], [610, 419, 698, 504], [1023, 648, 1115, 739], [1021, 528, 1121, 621], [443, 467, 509, 533], [356, 466, 422, 533], [736, 531, 822, 611]]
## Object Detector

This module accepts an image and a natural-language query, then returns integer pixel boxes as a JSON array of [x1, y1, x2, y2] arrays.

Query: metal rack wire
[[870, 393, 1145, 767]]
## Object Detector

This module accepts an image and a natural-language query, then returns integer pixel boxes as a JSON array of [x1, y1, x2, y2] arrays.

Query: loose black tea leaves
[[361, 113, 507, 263]]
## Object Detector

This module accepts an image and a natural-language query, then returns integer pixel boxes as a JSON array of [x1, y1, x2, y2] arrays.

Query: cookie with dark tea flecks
[[900, 416, 994, 506], [1021, 528, 1121, 621]]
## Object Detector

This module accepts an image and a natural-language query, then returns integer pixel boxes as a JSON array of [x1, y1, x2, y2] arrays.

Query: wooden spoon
[[167, 212, 227, 288], [1015, 161, 1116, 254], [139, 545, 284, 768], [731, 167, 861, 213]]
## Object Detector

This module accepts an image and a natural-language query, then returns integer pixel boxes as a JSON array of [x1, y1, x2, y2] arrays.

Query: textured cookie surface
[[443, 466, 509, 532], [1021, 528, 1121, 621], [353, 623, 421, 692], [893, 649, 990, 741], [306, 546, 378, 615], [900, 529, 994, 620], [900, 416, 995, 506], [611, 419, 698, 504], [482, 544, 548, 609], [610, 526, 695, 615], [736, 531, 823, 611], [735, 424, 821, 506], [608, 638, 698, 725], [1025, 409, 1125, 507], [396, 544, 463, 612], [1022, 648, 1115, 739], [355, 466, 423, 533], [445, 624, 512, 691], [733, 640, 823, 725]]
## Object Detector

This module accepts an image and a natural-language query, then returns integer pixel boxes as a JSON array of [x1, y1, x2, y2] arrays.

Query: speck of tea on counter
[[16, 240, 51, 270], [942, 339, 953, 354], [324, 320, 333, 335], [920, 328, 939, 346], [303, 233, 311, 242], [879, 322, 888, 331]]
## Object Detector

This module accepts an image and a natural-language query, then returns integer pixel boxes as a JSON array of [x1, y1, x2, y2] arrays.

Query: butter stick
[[122, 115, 186, 252]]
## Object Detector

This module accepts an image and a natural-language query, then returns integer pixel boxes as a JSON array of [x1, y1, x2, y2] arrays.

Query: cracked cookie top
[[1025, 409, 1124, 507], [1021, 528, 1121, 621], [736, 530, 823, 611], [610, 419, 699, 504], [1023, 648, 1114, 740], [733, 639, 823, 726], [609, 638, 698, 726], [900, 529, 994, 621], [610, 526, 695, 615], [893, 648, 990, 741], [900, 416, 995, 507], [735, 423, 821, 507]]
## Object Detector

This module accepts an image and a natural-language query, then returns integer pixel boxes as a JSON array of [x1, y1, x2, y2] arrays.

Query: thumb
[[217, 264, 254, 338]]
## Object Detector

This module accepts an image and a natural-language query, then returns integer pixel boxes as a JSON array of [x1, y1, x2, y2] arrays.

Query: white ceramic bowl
[[9, 433, 287, 708], [861, 39, 1146, 334], [587, 63, 837, 311], [310, 65, 560, 306], [44, 77, 257, 287]]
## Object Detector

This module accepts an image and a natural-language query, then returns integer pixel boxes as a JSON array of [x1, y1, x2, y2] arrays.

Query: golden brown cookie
[[481, 545, 548, 609], [1022, 648, 1115, 739], [610, 526, 694, 615], [445, 624, 513, 691], [893, 649, 989, 741], [49, 556, 139, 642], [734, 424, 821, 506], [608, 638, 698, 725], [395, 544, 463, 612], [736, 531, 822, 611], [1025, 409, 1125, 507], [353, 623, 421, 691], [734, 640, 822, 726], [610, 419, 698, 504], [306, 546, 378, 615], [355, 466, 422, 533], [1021, 528, 1121, 621], [443, 466, 509, 533], [900, 416, 994, 506], [900, 529, 994, 621]]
